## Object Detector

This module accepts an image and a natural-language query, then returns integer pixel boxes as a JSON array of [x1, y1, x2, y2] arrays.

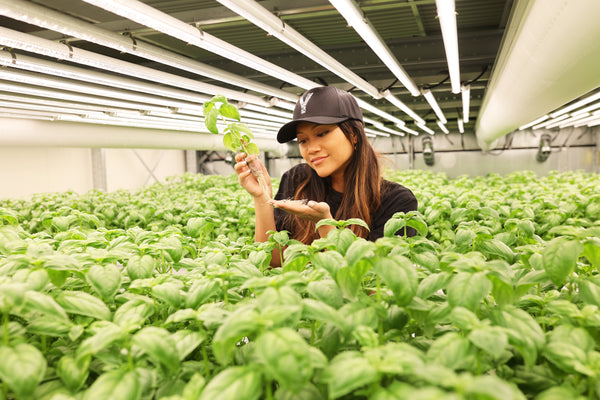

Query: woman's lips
[[311, 156, 327, 165]]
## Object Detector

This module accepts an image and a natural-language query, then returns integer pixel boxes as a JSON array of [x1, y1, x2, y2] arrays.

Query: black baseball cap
[[277, 86, 363, 143]]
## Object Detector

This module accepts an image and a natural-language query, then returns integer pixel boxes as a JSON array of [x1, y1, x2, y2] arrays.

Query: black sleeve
[[368, 181, 418, 241]]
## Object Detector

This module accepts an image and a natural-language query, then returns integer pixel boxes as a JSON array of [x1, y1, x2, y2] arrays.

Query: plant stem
[[3, 313, 8, 346], [265, 380, 274, 400]]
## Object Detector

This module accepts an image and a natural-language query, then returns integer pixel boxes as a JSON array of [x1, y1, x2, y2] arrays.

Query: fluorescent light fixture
[[571, 101, 600, 117], [0, 0, 299, 103], [400, 126, 419, 135], [549, 91, 600, 118], [518, 115, 549, 130], [0, 27, 275, 108], [364, 127, 390, 137], [81, 0, 319, 91], [215, 0, 382, 99], [355, 98, 406, 127], [461, 84, 470, 122], [435, 0, 461, 94], [421, 89, 447, 124], [436, 120, 449, 134], [417, 123, 435, 135], [531, 113, 569, 130], [329, 0, 420, 96], [457, 117, 464, 133], [365, 119, 405, 136], [549, 113, 590, 129], [573, 110, 600, 127], [384, 93, 426, 125]]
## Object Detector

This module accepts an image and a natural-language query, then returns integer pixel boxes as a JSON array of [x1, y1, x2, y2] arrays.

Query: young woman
[[234, 86, 417, 266]]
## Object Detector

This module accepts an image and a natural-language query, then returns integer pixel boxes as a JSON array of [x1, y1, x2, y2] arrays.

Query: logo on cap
[[298, 92, 313, 114]]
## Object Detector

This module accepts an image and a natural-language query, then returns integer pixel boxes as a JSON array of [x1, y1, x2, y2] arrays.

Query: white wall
[[0, 146, 186, 199]]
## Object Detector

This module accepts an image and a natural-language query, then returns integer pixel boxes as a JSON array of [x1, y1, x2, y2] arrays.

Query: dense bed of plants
[[0, 170, 599, 400]]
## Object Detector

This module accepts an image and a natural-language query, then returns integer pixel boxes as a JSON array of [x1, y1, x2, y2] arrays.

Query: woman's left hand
[[268, 199, 332, 223]]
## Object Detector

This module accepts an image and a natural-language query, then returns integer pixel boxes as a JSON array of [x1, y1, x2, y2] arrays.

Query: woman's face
[[296, 122, 355, 189]]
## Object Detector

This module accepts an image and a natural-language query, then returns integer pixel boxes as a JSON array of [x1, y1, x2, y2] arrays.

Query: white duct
[[0, 117, 288, 156], [475, 0, 600, 150]]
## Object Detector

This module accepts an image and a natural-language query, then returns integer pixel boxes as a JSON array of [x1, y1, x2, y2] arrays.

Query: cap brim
[[276, 116, 349, 143]]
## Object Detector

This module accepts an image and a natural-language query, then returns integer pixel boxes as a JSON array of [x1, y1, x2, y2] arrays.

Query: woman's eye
[[317, 131, 328, 137]]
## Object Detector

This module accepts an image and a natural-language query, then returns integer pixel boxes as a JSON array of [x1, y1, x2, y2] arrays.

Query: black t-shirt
[[274, 164, 418, 240]]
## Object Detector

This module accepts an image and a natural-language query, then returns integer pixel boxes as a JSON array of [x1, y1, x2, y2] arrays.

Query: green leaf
[[322, 351, 379, 399], [416, 272, 451, 299], [477, 239, 516, 262], [152, 282, 183, 308], [171, 330, 207, 361], [373, 255, 418, 306], [24, 290, 69, 321], [383, 217, 406, 237], [83, 369, 142, 400], [127, 255, 155, 280], [220, 103, 241, 120], [468, 326, 508, 360], [205, 107, 220, 134], [426, 332, 473, 370], [254, 328, 320, 393], [113, 298, 155, 332], [57, 354, 91, 392], [307, 279, 344, 309], [132, 327, 180, 372], [311, 251, 346, 280], [185, 278, 220, 309], [447, 272, 492, 311], [26, 317, 72, 337], [87, 263, 122, 300], [199, 366, 262, 400], [0, 343, 47, 398], [223, 132, 237, 152], [212, 306, 262, 365], [77, 322, 125, 359], [245, 142, 260, 155], [542, 237, 583, 286], [55, 291, 111, 320]]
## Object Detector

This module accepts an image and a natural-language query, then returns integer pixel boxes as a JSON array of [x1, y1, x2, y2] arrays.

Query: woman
[[235, 86, 417, 266]]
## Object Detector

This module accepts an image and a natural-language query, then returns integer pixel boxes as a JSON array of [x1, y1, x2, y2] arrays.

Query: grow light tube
[[216, 0, 382, 99], [0, 0, 298, 103], [461, 84, 470, 123], [549, 91, 600, 118], [81, 0, 318, 91], [435, 0, 461, 94], [531, 114, 569, 130], [518, 115, 549, 130], [364, 118, 405, 137], [417, 123, 435, 135], [422, 89, 447, 124], [549, 113, 590, 129], [328, 0, 420, 97], [384, 93, 426, 125], [0, 27, 273, 108], [0, 69, 207, 111], [364, 127, 390, 137], [436, 120, 450, 134], [457, 117, 464, 133], [0, 81, 171, 114]]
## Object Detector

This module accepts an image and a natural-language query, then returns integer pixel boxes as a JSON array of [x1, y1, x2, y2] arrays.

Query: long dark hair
[[283, 119, 382, 243]]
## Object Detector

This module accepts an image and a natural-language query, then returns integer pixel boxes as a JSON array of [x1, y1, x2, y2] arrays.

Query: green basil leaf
[[24, 290, 69, 321], [77, 322, 125, 359], [373, 255, 418, 306], [199, 366, 262, 400], [132, 327, 180, 372], [83, 369, 142, 400], [57, 354, 91, 392], [55, 291, 111, 320], [127, 255, 155, 280], [254, 328, 317, 393], [0, 343, 47, 398], [245, 142, 260, 155], [307, 279, 344, 309], [542, 237, 583, 286], [447, 272, 492, 311], [322, 351, 378, 399], [219, 103, 241, 120], [171, 330, 207, 361], [113, 298, 155, 332], [468, 326, 508, 360], [205, 107, 220, 134], [87, 263, 121, 300]]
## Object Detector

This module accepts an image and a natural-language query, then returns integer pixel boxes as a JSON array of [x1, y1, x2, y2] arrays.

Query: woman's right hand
[[234, 153, 271, 199]]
